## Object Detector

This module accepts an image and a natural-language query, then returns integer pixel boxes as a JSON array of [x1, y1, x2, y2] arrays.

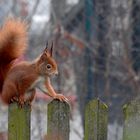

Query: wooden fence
[[7, 98, 140, 140]]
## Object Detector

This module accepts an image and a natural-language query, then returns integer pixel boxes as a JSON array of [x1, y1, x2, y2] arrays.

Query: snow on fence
[[8, 98, 140, 140]]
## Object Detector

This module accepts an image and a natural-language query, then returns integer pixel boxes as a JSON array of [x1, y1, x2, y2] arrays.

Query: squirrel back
[[0, 19, 28, 92]]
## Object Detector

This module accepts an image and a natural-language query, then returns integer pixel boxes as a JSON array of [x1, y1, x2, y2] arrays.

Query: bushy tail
[[0, 19, 28, 91]]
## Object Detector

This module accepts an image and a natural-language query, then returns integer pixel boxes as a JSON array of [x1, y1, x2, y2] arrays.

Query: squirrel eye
[[46, 64, 52, 70]]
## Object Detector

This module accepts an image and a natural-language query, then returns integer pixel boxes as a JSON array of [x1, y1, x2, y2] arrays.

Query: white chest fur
[[30, 76, 45, 89]]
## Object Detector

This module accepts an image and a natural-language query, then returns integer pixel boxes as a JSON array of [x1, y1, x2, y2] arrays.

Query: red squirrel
[[0, 19, 68, 106]]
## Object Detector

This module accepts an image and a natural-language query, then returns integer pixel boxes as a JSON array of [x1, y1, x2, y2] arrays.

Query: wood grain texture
[[47, 99, 70, 140], [8, 103, 31, 140]]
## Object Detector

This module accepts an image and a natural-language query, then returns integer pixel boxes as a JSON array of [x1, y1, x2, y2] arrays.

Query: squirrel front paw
[[54, 94, 69, 102]]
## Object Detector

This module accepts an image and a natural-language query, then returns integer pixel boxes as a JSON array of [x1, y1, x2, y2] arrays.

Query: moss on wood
[[47, 99, 70, 140], [8, 103, 31, 140], [84, 99, 108, 140]]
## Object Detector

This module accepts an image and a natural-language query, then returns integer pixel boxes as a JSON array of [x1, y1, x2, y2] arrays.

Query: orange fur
[[0, 19, 27, 91], [0, 19, 68, 105]]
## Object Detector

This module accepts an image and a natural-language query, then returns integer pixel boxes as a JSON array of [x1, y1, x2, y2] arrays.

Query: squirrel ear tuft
[[42, 41, 53, 57], [44, 41, 48, 52], [40, 41, 49, 60], [50, 42, 53, 57]]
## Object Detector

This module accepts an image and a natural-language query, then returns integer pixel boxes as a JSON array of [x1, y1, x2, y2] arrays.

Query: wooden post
[[123, 99, 140, 140], [84, 99, 108, 140], [47, 99, 70, 140], [8, 103, 31, 140]]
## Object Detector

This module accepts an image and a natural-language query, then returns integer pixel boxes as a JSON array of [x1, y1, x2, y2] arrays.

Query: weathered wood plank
[[123, 99, 140, 140], [47, 99, 70, 140], [8, 103, 31, 140], [84, 99, 108, 140]]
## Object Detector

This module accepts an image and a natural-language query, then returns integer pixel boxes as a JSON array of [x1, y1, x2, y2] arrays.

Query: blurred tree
[[84, 0, 94, 102], [132, 0, 140, 72]]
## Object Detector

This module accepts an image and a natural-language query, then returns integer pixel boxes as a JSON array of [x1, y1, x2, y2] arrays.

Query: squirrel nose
[[55, 71, 58, 76]]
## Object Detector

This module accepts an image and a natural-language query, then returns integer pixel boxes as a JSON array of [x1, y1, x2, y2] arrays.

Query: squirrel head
[[37, 42, 58, 76]]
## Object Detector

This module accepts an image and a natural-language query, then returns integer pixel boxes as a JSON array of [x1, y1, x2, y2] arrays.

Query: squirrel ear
[[40, 41, 49, 60], [44, 41, 48, 53], [42, 41, 53, 57], [50, 42, 53, 57]]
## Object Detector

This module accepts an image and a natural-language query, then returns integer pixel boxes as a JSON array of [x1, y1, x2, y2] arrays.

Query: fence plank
[[47, 99, 70, 140], [8, 103, 31, 140], [84, 99, 108, 140], [123, 99, 140, 140]]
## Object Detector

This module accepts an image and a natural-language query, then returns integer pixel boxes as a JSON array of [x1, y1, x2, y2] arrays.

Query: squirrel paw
[[18, 98, 25, 108], [54, 94, 69, 103], [10, 96, 19, 103], [26, 100, 32, 107], [26, 101, 33, 110]]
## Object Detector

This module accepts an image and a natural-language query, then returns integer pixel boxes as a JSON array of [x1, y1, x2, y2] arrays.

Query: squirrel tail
[[0, 19, 28, 92]]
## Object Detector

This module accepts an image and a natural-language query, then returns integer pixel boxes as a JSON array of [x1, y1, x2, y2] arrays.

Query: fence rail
[[7, 98, 140, 140]]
